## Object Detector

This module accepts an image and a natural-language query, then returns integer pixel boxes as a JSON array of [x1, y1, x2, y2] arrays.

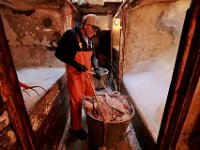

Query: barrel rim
[[92, 67, 109, 76], [85, 100, 135, 124]]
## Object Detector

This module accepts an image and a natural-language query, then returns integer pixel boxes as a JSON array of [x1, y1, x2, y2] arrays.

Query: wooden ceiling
[[72, 2, 122, 16]]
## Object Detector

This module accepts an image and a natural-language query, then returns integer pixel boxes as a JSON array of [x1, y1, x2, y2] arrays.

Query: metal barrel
[[86, 99, 134, 149]]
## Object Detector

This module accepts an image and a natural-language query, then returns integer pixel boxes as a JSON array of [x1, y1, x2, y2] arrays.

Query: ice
[[83, 92, 134, 122]]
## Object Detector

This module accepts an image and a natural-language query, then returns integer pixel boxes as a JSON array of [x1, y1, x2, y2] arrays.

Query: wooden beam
[[0, 15, 38, 149], [73, 2, 122, 15], [157, 1, 200, 149]]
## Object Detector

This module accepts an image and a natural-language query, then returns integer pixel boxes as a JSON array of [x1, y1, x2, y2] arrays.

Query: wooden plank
[[171, 5, 200, 148], [74, 2, 121, 15], [28, 74, 69, 148], [176, 78, 200, 149]]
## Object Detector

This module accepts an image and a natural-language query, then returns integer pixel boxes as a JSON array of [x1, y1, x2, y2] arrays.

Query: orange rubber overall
[[67, 51, 95, 130]]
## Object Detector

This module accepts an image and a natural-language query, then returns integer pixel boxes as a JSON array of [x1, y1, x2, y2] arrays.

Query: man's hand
[[94, 70, 101, 80], [75, 63, 88, 72]]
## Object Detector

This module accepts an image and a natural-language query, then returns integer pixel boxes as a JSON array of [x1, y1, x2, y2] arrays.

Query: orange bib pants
[[66, 51, 94, 130]]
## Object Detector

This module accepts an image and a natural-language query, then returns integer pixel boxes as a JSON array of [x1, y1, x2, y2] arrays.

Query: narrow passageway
[[1, 0, 199, 150]]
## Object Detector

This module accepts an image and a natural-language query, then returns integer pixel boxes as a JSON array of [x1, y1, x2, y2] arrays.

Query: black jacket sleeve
[[55, 29, 80, 68]]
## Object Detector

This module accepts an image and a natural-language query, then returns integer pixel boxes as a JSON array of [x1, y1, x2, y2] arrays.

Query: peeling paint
[[124, 4, 174, 73], [7, 130, 16, 145], [0, 111, 10, 132], [0, 5, 68, 68], [31, 117, 43, 131]]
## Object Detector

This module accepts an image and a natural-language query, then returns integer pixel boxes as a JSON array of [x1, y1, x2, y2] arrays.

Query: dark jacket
[[55, 25, 99, 71]]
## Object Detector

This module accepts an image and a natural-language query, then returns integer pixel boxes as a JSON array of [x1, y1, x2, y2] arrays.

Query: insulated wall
[[122, 0, 191, 141]]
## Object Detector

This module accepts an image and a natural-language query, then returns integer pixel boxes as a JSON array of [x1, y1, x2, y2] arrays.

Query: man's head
[[82, 14, 101, 38]]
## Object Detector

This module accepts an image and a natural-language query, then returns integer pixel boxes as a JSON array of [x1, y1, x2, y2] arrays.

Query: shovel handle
[[85, 72, 106, 121], [87, 71, 109, 94], [100, 79, 109, 94]]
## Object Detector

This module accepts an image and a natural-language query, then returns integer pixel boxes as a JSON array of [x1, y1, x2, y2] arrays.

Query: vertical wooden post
[[0, 15, 38, 149], [157, 1, 200, 149]]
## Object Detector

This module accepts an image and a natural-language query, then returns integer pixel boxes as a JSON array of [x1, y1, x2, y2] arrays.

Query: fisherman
[[55, 14, 101, 140]]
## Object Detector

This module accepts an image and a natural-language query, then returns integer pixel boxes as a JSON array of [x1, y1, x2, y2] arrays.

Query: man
[[55, 14, 101, 140]]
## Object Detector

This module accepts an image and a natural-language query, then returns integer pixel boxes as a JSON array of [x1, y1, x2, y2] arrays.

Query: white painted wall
[[122, 0, 191, 141]]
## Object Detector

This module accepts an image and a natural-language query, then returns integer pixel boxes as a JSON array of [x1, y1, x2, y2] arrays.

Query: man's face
[[85, 24, 98, 38]]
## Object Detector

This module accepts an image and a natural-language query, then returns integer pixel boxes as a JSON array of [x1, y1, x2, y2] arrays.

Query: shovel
[[85, 71, 106, 121], [85, 71, 107, 150]]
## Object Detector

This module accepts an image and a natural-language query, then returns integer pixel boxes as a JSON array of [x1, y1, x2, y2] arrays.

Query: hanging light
[[113, 18, 120, 26]]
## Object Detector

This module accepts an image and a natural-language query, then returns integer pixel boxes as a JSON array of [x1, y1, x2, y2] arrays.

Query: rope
[[118, 8, 127, 91]]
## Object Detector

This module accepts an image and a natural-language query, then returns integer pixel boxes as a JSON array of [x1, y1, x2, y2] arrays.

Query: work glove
[[75, 63, 88, 72], [94, 70, 101, 80]]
